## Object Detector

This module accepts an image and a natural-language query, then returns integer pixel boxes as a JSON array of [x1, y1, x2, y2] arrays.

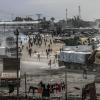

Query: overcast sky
[[0, 0, 99, 21]]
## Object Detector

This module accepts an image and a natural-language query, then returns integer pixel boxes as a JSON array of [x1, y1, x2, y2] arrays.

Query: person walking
[[55, 53, 58, 62], [50, 39, 52, 45], [37, 53, 40, 61], [46, 49, 49, 59], [48, 59, 52, 69], [28, 48, 32, 57]]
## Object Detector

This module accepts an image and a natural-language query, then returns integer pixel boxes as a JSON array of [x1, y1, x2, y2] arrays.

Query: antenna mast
[[78, 6, 81, 19], [66, 8, 68, 27]]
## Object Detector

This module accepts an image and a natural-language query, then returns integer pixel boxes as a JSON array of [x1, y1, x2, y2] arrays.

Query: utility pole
[[65, 65, 68, 100], [65, 68, 67, 100], [15, 29, 19, 100], [25, 72, 27, 98]]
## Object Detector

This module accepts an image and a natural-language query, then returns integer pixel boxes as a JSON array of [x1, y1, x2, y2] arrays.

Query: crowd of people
[[24, 34, 54, 58], [18, 33, 59, 71], [28, 81, 65, 98]]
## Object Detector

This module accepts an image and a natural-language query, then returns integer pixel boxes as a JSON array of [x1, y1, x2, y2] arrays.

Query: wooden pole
[[25, 72, 27, 98], [65, 65, 68, 100]]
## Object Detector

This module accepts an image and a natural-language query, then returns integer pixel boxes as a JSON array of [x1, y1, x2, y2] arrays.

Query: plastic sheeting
[[59, 51, 91, 64], [63, 45, 92, 52]]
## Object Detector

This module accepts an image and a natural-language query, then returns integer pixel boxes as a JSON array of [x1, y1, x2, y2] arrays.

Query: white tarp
[[59, 51, 91, 64], [63, 45, 92, 52]]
